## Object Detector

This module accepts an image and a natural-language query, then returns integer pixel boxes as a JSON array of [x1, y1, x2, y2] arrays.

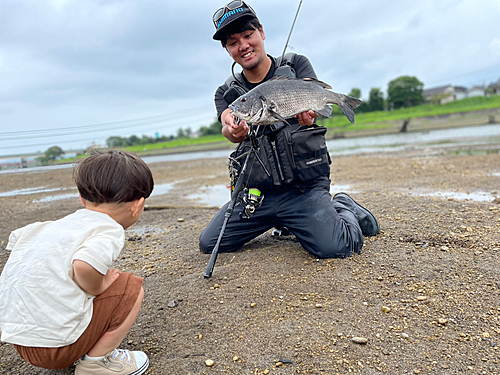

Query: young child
[[0, 150, 154, 375]]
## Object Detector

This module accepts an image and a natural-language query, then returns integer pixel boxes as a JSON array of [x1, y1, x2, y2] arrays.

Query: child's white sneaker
[[75, 348, 149, 375]]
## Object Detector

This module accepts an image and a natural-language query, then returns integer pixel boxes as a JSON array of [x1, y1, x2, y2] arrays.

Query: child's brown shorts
[[14, 272, 143, 370]]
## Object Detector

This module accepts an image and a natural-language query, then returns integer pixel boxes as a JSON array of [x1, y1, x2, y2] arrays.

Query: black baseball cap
[[212, 1, 258, 41]]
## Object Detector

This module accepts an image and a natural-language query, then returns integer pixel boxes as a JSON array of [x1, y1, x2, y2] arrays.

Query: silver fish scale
[[271, 88, 328, 118], [256, 80, 332, 122]]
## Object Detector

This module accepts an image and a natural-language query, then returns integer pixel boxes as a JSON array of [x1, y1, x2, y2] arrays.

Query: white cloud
[[489, 38, 500, 57], [1, 0, 500, 154]]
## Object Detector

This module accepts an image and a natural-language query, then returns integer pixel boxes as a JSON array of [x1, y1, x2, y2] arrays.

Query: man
[[199, 0, 379, 259]]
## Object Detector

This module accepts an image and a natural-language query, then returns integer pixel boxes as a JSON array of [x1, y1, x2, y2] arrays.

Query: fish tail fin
[[338, 95, 362, 124]]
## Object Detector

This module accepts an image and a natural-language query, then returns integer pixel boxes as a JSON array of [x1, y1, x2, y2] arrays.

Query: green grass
[[323, 94, 500, 131], [54, 134, 230, 164], [124, 134, 229, 152]]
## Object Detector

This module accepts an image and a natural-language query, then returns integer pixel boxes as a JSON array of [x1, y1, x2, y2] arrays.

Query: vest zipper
[[285, 127, 297, 170], [271, 139, 285, 181]]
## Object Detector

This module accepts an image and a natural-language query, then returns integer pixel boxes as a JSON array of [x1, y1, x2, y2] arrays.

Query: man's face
[[225, 26, 266, 71]]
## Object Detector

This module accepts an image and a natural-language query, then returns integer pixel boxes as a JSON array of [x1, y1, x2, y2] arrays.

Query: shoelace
[[111, 349, 132, 364]]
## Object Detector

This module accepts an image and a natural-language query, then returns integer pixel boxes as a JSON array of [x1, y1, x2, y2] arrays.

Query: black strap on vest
[[224, 52, 297, 90]]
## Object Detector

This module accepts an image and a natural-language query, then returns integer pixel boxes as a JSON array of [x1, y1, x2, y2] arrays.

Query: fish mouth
[[229, 106, 250, 121], [229, 110, 247, 119]]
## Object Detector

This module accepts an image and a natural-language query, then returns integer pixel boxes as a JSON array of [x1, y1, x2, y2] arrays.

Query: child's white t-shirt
[[0, 209, 125, 347]]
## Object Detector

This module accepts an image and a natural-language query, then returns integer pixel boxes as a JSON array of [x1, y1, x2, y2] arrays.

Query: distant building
[[423, 85, 468, 104], [467, 86, 486, 98], [488, 79, 500, 95]]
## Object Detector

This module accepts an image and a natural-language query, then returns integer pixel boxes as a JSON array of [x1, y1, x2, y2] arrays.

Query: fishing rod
[[204, 125, 264, 279], [280, 0, 303, 62]]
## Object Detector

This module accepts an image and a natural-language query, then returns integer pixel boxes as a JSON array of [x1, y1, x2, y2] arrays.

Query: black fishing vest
[[225, 53, 331, 192]]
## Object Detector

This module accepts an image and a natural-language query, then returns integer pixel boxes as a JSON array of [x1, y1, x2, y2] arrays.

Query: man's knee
[[199, 224, 231, 253], [199, 234, 243, 254], [199, 233, 212, 254], [311, 233, 363, 259]]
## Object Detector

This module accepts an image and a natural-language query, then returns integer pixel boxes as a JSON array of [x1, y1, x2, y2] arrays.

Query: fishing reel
[[240, 187, 264, 220]]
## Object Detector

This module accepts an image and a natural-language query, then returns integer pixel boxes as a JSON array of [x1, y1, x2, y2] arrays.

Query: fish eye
[[241, 97, 247, 102]]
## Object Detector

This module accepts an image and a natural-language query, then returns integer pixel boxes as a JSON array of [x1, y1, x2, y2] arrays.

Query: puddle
[[37, 193, 79, 203], [188, 183, 493, 206], [12, 179, 493, 207], [412, 190, 497, 202], [0, 187, 69, 197], [330, 184, 356, 194], [25, 182, 176, 203], [188, 184, 231, 207], [151, 182, 175, 197], [0, 164, 74, 175], [187, 183, 357, 207], [448, 149, 500, 156], [0, 187, 79, 202]]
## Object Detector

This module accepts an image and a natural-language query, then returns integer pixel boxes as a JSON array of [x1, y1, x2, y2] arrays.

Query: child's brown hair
[[73, 150, 154, 204]]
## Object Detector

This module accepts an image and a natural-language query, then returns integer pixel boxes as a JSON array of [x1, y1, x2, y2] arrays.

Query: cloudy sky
[[1, 0, 499, 157]]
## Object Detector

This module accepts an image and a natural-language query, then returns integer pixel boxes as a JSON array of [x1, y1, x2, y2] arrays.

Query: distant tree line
[[105, 120, 223, 148], [37, 145, 65, 165], [198, 120, 223, 136], [347, 75, 425, 113], [106, 134, 173, 148]]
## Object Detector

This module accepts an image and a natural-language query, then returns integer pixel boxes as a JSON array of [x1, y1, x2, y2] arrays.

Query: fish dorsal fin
[[302, 77, 332, 89], [267, 76, 332, 89], [267, 76, 294, 82]]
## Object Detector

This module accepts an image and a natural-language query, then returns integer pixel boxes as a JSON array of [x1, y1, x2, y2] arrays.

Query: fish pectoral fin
[[316, 106, 333, 118], [268, 107, 291, 126]]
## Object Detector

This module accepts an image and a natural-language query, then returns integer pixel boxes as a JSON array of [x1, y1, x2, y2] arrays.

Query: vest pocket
[[290, 126, 331, 182]]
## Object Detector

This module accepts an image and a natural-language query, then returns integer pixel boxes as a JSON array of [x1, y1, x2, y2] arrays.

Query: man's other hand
[[296, 110, 318, 126]]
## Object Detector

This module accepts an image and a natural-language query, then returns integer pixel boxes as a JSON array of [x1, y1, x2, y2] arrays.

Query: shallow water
[[326, 123, 500, 155], [2, 124, 499, 176]]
